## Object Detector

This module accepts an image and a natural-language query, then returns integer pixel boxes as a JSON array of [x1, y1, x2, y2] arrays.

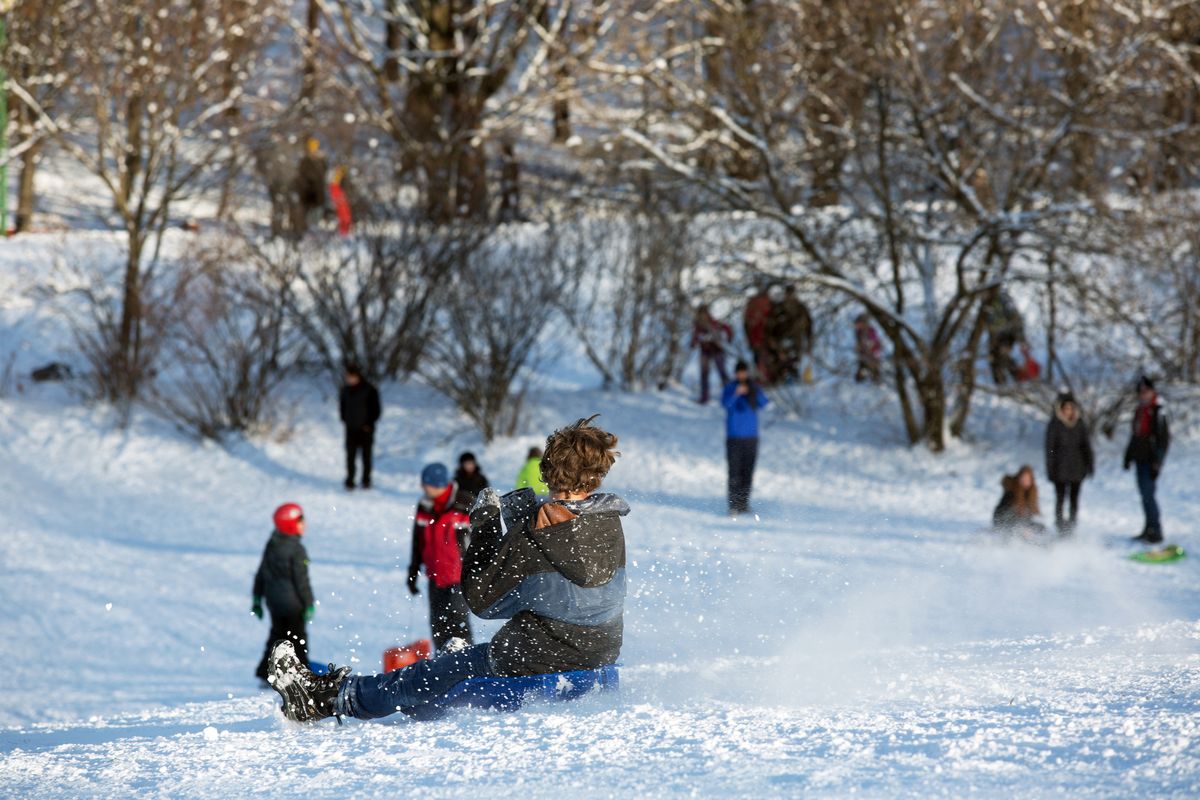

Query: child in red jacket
[[406, 463, 474, 653]]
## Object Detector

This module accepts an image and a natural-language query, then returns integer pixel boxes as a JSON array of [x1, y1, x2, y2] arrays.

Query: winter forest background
[[4, 0, 1200, 442], [3, 2, 1200, 798]]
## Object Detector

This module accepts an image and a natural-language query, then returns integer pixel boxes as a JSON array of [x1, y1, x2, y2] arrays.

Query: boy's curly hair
[[540, 415, 620, 494]]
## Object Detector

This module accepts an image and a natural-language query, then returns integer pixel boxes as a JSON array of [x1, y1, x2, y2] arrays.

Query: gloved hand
[[304, 605, 315, 623], [469, 487, 502, 525], [251, 597, 263, 620], [1123, 459, 1131, 471], [1150, 464, 1160, 480], [406, 569, 420, 596]]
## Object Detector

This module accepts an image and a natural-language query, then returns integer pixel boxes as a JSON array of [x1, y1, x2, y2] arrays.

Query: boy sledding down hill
[[992, 465, 1048, 539], [266, 415, 628, 722]]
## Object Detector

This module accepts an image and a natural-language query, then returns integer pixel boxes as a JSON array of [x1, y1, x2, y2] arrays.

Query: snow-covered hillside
[[1, 232, 1199, 798]]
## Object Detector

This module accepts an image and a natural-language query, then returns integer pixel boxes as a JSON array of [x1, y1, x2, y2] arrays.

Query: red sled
[[383, 639, 432, 673]]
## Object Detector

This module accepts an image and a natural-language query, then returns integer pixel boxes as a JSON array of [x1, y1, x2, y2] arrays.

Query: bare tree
[[256, 212, 486, 383], [323, 0, 607, 221], [148, 238, 298, 440], [421, 225, 569, 441], [2, 0, 84, 232], [598, 0, 1174, 450], [555, 209, 696, 390], [42, 1, 282, 404]]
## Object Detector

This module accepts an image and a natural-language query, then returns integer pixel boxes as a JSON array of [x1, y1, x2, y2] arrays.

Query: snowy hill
[[1, 233, 1199, 798]]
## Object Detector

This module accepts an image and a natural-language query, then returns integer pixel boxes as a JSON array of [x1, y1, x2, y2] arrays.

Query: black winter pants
[[345, 428, 374, 486], [1054, 481, 1081, 529], [256, 609, 308, 681], [726, 437, 759, 514], [428, 584, 473, 654]]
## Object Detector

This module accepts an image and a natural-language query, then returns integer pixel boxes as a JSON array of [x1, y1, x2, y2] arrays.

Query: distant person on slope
[[266, 416, 628, 723], [454, 451, 490, 506], [744, 286, 774, 384], [853, 314, 883, 383], [722, 360, 769, 517], [339, 365, 381, 490], [689, 304, 733, 404], [253, 503, 315, 682], [1044, 392, 1094, 535], [515, 446, 549, 497], [992, 465, 1046, 537], [407, 463, 474, 653], [1124, 376, 1170, 545]]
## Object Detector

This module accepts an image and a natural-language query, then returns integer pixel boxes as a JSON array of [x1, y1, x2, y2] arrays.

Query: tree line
[[4, 1, 1199, 447]]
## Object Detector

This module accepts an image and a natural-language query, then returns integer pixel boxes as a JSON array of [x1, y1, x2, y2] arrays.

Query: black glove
[[406, 569, 420, 596], [1150, 464, 1160, 480], [1122, 459, 1131, 471]]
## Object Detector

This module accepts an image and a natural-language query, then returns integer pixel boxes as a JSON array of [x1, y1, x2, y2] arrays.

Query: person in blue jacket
[[722, 360, 769, 516]]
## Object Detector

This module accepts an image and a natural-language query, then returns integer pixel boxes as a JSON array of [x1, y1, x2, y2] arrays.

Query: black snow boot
[[267, 640, 351, 723]]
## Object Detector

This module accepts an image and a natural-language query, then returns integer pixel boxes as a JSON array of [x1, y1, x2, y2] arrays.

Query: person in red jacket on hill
[[690, 304, 733, 404], [407, 463, 474, 653], [252, 503, 315, 682]]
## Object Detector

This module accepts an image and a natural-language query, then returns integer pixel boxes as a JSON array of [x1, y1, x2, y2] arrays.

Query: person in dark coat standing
[[454, 451, 490, 506], [264, 416, 628, 723], [1124, 376, 1170, 544], [253, 503, 315, 681], [722, 360, 769, 516], [1044, 392, 1094, 534], [339, 365, 381, 490], [407, 463, 474, 653]]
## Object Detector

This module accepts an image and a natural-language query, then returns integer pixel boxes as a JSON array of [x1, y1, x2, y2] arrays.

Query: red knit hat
[[273, 503, 304, 536]]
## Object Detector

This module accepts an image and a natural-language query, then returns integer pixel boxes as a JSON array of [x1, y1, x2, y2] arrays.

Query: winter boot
[[267, 640, 351, 723]]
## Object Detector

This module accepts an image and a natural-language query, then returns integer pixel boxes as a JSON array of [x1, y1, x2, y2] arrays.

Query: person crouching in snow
[[406, 462, 474, 653], [253, 503, 315, 682], [265, 415, 628, 723], [992, 465, 1046, 537]]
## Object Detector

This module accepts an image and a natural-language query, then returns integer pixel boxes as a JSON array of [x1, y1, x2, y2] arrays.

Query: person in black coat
[[453, 451, 490, 506], [1124, 376, 1170, 544], [253, 503, 315, 681], [1044, 392, 1094, 534], [339, 365, 381, 490]]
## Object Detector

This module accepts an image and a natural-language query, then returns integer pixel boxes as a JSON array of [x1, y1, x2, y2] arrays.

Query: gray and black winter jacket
[[1045, 406, 1094, 485], [252, 532, 314, 617], [462, 489, 628, 676]]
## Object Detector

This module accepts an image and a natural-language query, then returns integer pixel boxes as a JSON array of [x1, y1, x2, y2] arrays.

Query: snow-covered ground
[[1, 232, 1199, 798]]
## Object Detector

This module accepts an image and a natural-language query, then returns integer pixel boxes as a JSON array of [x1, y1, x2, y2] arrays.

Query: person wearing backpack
[[406, 463, 474, 652]]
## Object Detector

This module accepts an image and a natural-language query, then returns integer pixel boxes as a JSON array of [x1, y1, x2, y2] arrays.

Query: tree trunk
[[384, 0, 402, 82], [300, 0, 320, 113], [949, 303, 989, 438], [892, 359, 920, 445], [918, 367, 946, 452], [14, 141, 39, 233], [116, 231, 144, 402]]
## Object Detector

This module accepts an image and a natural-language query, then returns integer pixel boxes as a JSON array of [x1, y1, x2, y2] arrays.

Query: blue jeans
[[335, 643, 493, 720], [1136, 462, 1162, 536]]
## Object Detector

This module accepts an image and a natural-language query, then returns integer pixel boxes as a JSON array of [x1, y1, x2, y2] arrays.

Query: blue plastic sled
[[404, 665, 620, 721]]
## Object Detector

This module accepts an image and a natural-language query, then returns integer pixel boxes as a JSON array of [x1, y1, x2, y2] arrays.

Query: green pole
[[0, 12, 7, 237]]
